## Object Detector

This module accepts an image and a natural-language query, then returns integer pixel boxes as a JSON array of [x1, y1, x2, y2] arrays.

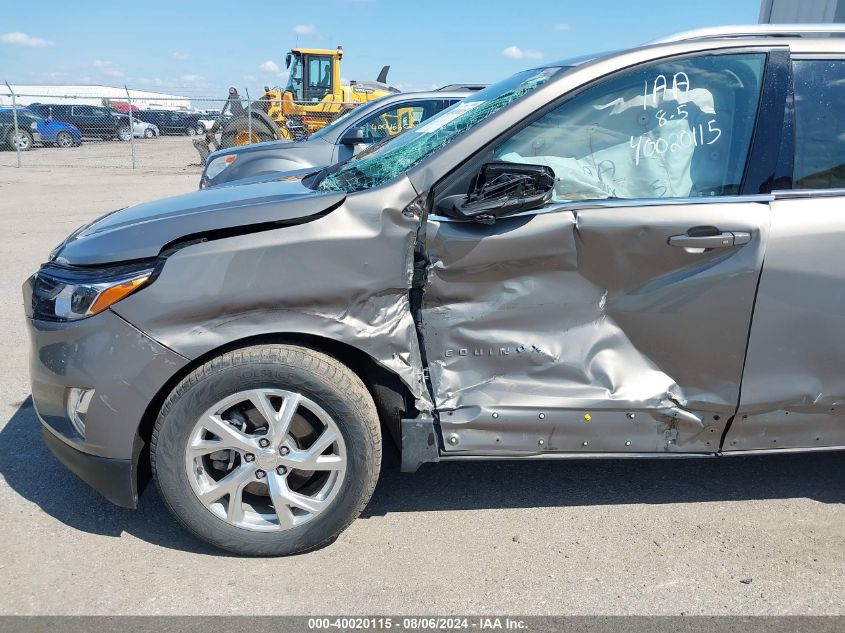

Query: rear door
[[69, 106, 93, 135], [725, 54, 845, 451], [424, 48, 786, 455]]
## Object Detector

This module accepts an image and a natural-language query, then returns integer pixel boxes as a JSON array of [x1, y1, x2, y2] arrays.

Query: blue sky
[[1, 0, 761, 99]]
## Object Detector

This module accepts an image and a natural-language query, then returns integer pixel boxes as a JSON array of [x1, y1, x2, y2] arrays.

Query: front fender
[[112, 177, 433, 412]]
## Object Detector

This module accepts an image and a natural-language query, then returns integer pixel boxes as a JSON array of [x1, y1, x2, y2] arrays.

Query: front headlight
[[25, 262, 154, 321], [205, 154, 237, 180]]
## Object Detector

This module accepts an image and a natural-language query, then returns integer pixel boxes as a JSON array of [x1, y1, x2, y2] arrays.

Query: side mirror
[[340, 126, 366, 146], [437, 162, 556, 223]]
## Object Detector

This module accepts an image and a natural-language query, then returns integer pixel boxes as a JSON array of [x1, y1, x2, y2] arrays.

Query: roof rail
[[437, 83, 488, 92], [650, 23, 845, 44]]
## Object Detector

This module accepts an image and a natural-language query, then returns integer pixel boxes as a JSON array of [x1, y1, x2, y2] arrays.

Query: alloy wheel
[[56, 131, 73, 148], [12, 131, 31, 150], [184, 388, 347, 532]]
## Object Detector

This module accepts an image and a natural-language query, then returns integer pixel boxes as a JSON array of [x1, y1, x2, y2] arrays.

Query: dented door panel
[[725, 194, 845, 450], [422, 199, 770, 454]]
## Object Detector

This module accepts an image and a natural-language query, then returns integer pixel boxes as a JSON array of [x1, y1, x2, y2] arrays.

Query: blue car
[[0, 108, 82, 148]]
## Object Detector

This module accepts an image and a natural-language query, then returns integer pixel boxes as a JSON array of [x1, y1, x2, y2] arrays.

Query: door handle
[[668, 231, 751, 249]]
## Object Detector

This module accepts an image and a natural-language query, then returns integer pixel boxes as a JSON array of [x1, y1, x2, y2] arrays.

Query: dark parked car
[[27, 103, 131, 141], [134, 110, 204, 136], [201, 90, 471, 188], [0, 109, 44, 150], [23, 25, 845, 557], [0, 108, 82, 148]]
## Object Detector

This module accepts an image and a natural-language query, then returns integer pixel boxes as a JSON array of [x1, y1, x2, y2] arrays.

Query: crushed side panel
[[422, 202, 769, 454], [113, 177, 433, 412]]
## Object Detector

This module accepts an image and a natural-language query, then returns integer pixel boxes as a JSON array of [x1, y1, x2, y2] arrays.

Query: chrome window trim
[[430, 194, 775, 223], [773, 188, 845, 199], [791, 53, 845, 60]]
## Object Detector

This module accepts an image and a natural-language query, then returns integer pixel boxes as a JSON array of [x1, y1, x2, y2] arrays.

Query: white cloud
[[259, 60, 281, 73], [554, 23, 571, 31], [503, 45, 543, 60], [179, 74, 203, 83], [93, 59, 124, 78], [171, 51, 189, 60], [0, 32, 54, 48], [293, 24, 316, 35]]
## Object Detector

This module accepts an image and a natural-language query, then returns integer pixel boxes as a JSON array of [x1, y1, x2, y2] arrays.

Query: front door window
[[495, 53, 766, 201]]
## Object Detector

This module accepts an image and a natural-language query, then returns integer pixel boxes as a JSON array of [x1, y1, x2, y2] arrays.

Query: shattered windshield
[[317, 67, 562, 193]]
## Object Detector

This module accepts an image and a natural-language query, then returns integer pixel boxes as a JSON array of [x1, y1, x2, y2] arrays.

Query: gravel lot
[[0, 140, 843, 615]]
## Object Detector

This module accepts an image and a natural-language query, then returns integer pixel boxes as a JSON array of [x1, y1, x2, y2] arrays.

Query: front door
[[422, 49, 778, 454]]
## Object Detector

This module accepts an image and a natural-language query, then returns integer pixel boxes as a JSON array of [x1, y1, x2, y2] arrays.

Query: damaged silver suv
[[24, 25, 845, 555]]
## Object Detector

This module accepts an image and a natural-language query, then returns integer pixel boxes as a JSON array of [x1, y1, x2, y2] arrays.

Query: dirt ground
[[0, 151, 842, 615]]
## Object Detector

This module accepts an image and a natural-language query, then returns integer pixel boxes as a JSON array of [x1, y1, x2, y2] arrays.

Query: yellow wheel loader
[[214, 46, 397, 150]]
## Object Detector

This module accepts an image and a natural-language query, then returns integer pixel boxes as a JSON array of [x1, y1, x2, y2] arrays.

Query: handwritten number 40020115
[[629, 74, 722, 166]]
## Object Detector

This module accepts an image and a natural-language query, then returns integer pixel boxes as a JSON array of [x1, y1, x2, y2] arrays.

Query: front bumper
[[25, 309, 189, 507], [41, 422, 140, 508]]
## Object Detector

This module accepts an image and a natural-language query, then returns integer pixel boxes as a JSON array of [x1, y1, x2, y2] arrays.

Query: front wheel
[[117, 126, 132, 141], [143, 128, 154, 139], [187, 126, 197, 136], [151, 344, 381, 556], [55, 131, 74, 148]]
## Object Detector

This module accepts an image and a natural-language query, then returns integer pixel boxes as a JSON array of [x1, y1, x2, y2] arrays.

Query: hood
[[210, 165, 326, 189], [52, 176, 345, 266], [207, 136, 326, 161]]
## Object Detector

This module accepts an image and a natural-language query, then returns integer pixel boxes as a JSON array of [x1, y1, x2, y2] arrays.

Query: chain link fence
[[0, 83, 358, 170]]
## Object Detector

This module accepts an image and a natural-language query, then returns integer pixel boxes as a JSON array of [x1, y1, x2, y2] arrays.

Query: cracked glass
[[317, 67, 561, 193]]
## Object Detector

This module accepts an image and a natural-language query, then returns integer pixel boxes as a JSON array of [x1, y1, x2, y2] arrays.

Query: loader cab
[[284, 47, 342, 102]]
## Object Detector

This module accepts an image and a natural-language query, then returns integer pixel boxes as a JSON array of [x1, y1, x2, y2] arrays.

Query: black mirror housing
[[340, 127, 366, 146], [438, 162, 556, 223]]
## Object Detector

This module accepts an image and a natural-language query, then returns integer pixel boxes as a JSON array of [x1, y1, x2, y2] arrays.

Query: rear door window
[[792, 59, 845, 189]]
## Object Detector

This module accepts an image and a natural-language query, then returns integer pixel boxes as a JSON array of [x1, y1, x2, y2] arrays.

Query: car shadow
[[2, 397, 843, 555]]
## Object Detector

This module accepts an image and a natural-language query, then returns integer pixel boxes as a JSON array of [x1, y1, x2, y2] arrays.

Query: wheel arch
[[135, 331, 417, 496]]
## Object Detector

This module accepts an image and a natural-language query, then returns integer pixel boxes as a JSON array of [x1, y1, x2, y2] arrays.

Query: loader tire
[[221, 116, 276, 148]]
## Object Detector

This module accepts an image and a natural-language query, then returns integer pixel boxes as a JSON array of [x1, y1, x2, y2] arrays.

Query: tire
[[143, 128, 154, 139], [151, 344, 381, 556], [187, 126, 197, 137], [55, 131, 74, 148], [220, 116, 275, 148], [8, 129, 32, 151], [117, 126, 132, 141]]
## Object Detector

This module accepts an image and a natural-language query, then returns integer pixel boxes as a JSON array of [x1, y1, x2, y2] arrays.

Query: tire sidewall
[[56, 131, 73, 147], [153, 351, 378, 555]]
